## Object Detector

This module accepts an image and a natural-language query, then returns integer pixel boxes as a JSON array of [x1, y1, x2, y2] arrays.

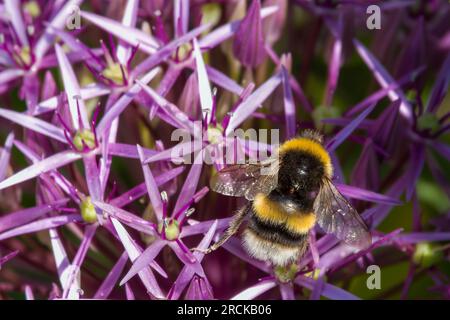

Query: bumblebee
[[202, 130, 372, 266]]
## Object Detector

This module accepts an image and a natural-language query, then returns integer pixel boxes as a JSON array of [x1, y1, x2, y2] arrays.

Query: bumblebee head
[[278, 133, 333, 186]]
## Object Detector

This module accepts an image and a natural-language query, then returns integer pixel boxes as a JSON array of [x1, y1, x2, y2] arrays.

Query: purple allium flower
[[0, 1, 83, 108], [0, 0, 449, 301]]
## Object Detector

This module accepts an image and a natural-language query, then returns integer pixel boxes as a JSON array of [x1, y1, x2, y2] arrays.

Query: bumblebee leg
[[193, 205, 249, 254]]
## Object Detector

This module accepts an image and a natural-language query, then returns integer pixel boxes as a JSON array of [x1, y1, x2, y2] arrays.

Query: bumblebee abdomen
[[242, 229, 308, 266], [243, 194, 313, 266], [252, 194, 316, 235], [241, 192, 316, 266]]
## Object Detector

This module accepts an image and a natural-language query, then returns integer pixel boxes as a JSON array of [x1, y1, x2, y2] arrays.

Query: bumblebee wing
[[211, 158, 279, 200], [243, 159, 279, 200], [314, 179, 372, 249]]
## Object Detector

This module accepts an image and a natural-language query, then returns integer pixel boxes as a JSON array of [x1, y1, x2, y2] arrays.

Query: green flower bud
[[158, 219, 180, 241], [274, 263, 299, 283], [73, 129, 96, 151], [201, 3, 221, 28], [80, 197, 97, 223], [207, 124, 223, 145], [413, 242, 443, 268], [24, 1, 41, 17], [176, 43, 192, 61], [102, 62, 127, 85], [16, 46, 32, 66]]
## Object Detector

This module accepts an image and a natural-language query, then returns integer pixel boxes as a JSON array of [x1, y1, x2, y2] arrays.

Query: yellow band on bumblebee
[[253, 194, 316, 234]]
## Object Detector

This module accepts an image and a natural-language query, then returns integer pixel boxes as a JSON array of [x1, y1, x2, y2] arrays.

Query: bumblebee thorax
[[278, 137, 333, 180]]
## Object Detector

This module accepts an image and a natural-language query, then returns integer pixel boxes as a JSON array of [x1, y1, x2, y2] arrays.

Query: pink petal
[[120, 239, 166, 286], [125, 283, 135, 300], [0, 69, 24, 84], [107, 143, 156, 159], [180, 218, 231, 238], [281, 66, 296, 139], [143, 141, 201, 164], [135, 80, 195, 133], [225, 71, 282, 135], [174, 0, 189, 37], [55, 44, 89, 130], [335, 183, 402, 205], [110, 218, 165, 299], [49, 229, 71, 294], [354, 39, 412, 121], [0, 250, 19, 267], [80, 10, 159, 54], [109, 166, 185, 208], [169, 240, 198, 265], [116, 0, 140, 65], [0, 198, 69, 233], [231, 279, 277, 300], [279, 283, 295, 300], [94, 251, 128, 299], [62, 225, 97, 299], [193, 38, 213, 123], [42, 71, 57, 100], [24, 285, 34, 300], [0, 108, 66, 143], [35, 0, 84, 59], [223, 236, 270, 272], [4, 0, 29, 46], [35, 83, 110, 116], [137, 145, 163, 221], [200, 6, 278, 49], [326, 102, 378, 152], [83, 154, 102, 201], [96, 68, 160, 135], [232, 0, 267, 67], [295, 275, 360, 300], [397, 232, 450, 243], [205, 66, 243, 95], [0, 150, 82, 191], [324, 38, 342, 106], [13, 141, 80, 203], [173, 151, 203, 217], [132, 23, 211, 77], [168, 220, 217, 300], [0, 132, 14, 181], [0, 214, 82, 241], [93, 201, 156, 236]]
